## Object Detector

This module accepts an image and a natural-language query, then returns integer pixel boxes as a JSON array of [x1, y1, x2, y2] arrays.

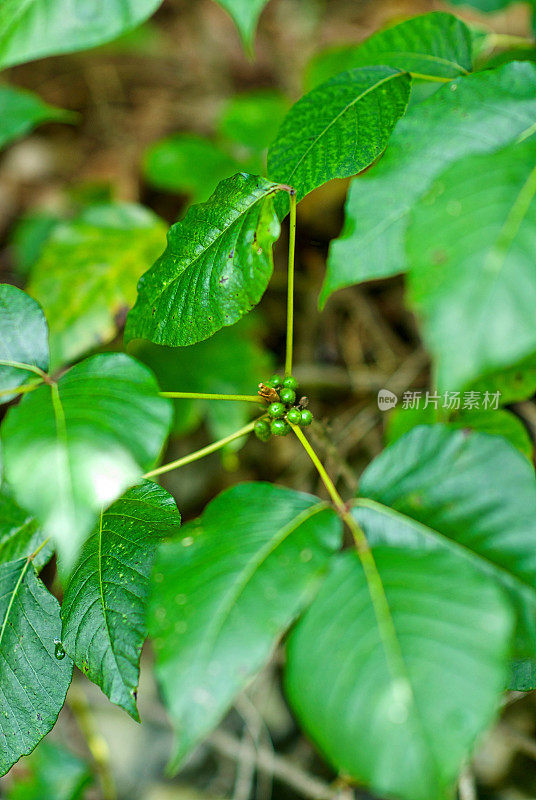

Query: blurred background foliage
[[1, 1, 536, 798]]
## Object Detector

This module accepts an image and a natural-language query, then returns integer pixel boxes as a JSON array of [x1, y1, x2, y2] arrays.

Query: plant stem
[[290, 424, 345, 512], [29, 536, 51, 561], [143, 420, 257, 479], [0, 359, 49, 380], [285, 190, 297, 377], [160, 391, 261, 403], [0, 379, 43, 399], [68, 683, 117, 800], [291, 425, 410, 683]]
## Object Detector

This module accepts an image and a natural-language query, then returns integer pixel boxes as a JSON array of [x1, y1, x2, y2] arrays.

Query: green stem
[[290, 424, 345, 512], [0, 379, 43, 399], [285, 190, 297, 377], [0, 359, 49, 380], [291, 425, 410, 684], [143, 420, 257, 479], [160, 391, 261, 403], [68, 683, 117, 800], [30, 536, 51, 561]]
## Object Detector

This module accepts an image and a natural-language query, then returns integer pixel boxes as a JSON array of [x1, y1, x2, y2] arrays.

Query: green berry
[[279, 388, 296, 405], [282, 376, 299, 390], [268, 402, 286, 418], [254, 419, 271, 441], [268, 374, 283, 389], [300, 409, 313, 427], [271, 418, 290, 437], [286, 407, 302, 425]]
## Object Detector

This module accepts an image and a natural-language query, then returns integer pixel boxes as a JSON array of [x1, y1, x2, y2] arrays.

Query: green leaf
[[61, 482, 180, 720], [27, 203, 166, 369], [125, 173, 282, 348], [133, 315, 272, 442], [0, 284, 49, 403], [322, 61, 536, 305], [267, 66, 410, 211], [0, 85, 73, 151], [353, 424, 536, 687], [285, 547, 513, 800], [305, 12, 473, 89], [0, 0, 164, 69], [468, 356, 536, 405], [386, 406, 533, 459], [9, 212, 60, 276], [148, 482, 342, 770], [6, 741, 92, 800], [1, 353, 172, 570], [0, 485, 51, 569], [213, 0, 270, 49], [144, 135, 239, 204], [218, 90, 289, 151], [0, 558, 73, 777], [407, 140, 536, 391]]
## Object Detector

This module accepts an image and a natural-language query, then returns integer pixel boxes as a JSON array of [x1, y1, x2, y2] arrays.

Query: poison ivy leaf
[[125, 173, 282, 348], [28, 203, 166, 369], [1, 353, 172, 570], [0, 0, 164, 69], [0, 284, 49, 403], [61, 482, 180, 720], [407, 140, 536, 391], [285, 548, 512, 800], [386, 406, 533, 458], [6, 741, 92, 800], [0, 485, 51, 569], [213, 0, 270, 49], [0, 85, 73, 151], [144, 135, 239, 204], [323, 61, 536, 305], [133, 315, 272, 442], [267, 66, 411, 213], [218, 90, 289, 152], [305, 12, 473, 89], [353, 424, 536, 688], [0, 558, 73, 777], [148, 483, 342, 770]]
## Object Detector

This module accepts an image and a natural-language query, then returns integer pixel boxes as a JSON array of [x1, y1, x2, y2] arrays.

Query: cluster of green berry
[[254, 375, 313, 441]]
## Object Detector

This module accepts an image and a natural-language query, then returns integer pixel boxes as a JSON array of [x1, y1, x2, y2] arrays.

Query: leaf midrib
[[145, 183, 279, 306], [283, 70, 406, 186], [0, 560, 29, 652], [352, 496, 536, 602], [195, 502, 331, 673]]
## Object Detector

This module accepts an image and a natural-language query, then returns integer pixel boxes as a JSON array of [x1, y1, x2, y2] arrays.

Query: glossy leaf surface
[[0, 558, 73, 776], [407, 141, 536, 391], [286, 548, 512, 800], [0, 0, 164, 69], [267, 66, 410, 210], [0, 285, 48, 403], [2, 353, 172, 569], [125, 173, 282, 347], [323, 62, 536, 304], [148, 483, 342, 770], [305, 12, 472, 89], [61, 482, 180, 719], [354, 425, 536, 686]]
